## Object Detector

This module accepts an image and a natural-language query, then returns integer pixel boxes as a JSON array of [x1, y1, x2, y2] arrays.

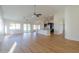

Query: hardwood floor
[[0, 32, 79, 53]]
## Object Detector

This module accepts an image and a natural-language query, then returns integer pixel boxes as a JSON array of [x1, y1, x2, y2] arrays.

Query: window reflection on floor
[[8, 42, 17, 53]]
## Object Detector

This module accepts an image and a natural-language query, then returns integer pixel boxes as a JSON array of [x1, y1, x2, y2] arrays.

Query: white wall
[[54, 11, 64, 35], [65, 6, 79, 41], [0, 6, 4, 35], [0, 6, 5, 42]]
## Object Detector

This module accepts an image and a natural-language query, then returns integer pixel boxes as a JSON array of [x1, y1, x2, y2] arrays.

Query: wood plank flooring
[[0, 32, 79, 53]]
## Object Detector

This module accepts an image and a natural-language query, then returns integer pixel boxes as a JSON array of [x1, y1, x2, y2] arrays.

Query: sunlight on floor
[[8, 42, 17, 53]]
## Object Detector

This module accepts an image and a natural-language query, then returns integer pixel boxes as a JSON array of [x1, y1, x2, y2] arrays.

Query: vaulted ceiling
[[1, 5, 65, 21]]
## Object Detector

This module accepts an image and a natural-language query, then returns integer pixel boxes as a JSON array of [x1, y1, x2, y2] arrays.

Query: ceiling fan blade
[[34, 12, 36, 15], [33, 12, 42, 17], [36, 14, 42, 17], [39, 14, 42, 15]]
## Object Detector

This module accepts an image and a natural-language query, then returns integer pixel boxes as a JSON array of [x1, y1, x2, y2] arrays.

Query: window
[[5, 25, 7, 34], [27, 24, 31, 31], [23, 24, 31, 32], [33, 25, 40, 30], [23, 24, 27, 31], [33, 25, 37, 30], [9, 23, 15, 30], [16, 24, 20, 30], [37, 25, 40, 30], [9, 23, 20, 30]]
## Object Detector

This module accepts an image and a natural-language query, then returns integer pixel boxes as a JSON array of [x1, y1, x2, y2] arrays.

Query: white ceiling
[[1, 5, 65, 21]]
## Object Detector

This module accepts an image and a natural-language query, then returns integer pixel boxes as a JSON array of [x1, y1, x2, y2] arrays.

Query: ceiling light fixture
[[32, 5, 42, 18]]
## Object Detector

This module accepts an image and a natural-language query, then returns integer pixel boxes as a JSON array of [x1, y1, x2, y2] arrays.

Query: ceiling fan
[[33, 5, 42, 17]]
